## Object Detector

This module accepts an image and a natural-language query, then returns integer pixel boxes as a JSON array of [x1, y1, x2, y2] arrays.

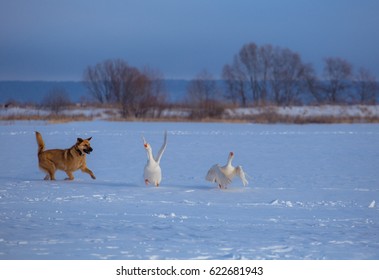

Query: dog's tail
[[35, 131, 45, 155]]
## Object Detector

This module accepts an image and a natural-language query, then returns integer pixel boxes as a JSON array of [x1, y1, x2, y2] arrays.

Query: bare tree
[[186, 70, 223, 118], [222, 56, 248, 107], [257, 44, 274, 105], [222, 64, 240, 106], [354, 67, 378, 104], [119, 66, 165, 118], [239, 43, 261, 104], [142, 67, 168, 116], [187, 70, 216, 105], [224, 42, 318, 106], [41, 88, 71, 115], [238, 43, 275, 105], [83, 59, 122, 104], [304, 64, 323, 104], [323, 57, 353, 104], [83, 59, 166, 118], [119, 66, 146, 117], [270, 48, 312, 105]]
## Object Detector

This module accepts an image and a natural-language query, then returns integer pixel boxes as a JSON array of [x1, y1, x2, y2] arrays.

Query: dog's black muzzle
[[83, 147, 93, 154]]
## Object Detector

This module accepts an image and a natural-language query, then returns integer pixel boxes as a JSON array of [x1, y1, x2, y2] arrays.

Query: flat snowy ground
[[0, 121, 378, 260]]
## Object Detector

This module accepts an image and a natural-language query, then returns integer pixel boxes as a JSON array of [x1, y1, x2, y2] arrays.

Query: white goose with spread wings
[[143, 131, 167, 187], [206, 152, 248, 189]]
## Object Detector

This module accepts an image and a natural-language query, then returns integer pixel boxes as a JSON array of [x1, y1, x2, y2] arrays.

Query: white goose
[[142, 131, 167, 187], [206, 152, 248, 189]]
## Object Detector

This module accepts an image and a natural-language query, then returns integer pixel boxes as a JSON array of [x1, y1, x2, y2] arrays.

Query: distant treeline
[[1, 41, 378, 120], [82, 42, 378, 118], [220, 43, 378, 107]]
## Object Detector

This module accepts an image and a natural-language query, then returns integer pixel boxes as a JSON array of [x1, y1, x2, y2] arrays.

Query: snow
[[0, 121, 378, 260], [2, 105, 379, 121], [224, 105, 379, 119]]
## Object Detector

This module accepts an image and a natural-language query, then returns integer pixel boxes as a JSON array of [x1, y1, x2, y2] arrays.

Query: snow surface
[[0, 121, 378, 260], [225, 105, 379, 119], [2, 105, 379, 120]]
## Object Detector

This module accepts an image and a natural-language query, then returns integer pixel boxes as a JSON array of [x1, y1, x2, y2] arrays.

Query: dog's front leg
[[81, 167, 96, 179]]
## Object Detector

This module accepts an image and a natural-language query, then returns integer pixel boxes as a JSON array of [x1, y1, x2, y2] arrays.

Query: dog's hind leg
[[39, 160, 56, 180], [41, 168, 55, 180], [47, 169, 56, 180], [39, 167, 50, 180]]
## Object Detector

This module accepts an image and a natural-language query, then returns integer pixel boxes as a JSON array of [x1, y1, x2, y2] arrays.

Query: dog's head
[[76, 137, 93, 155]]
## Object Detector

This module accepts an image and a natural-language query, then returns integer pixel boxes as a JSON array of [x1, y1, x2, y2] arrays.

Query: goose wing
[[206, 164, 231, 187], [235, 165, 248, 186], [155, 130, 167, 163]]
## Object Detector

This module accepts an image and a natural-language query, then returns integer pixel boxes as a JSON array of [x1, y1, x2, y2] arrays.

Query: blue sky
[[1, 0, 378, 80]]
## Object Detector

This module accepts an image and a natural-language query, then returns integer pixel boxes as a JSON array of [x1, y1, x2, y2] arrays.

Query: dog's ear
[[86, 137, 92, 141], [77, 138, 84, 143]]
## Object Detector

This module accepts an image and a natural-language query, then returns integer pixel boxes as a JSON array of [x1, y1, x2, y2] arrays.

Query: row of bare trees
[[82, 43, 378, 119], [83, 59, 166, 117], [221, 43, 378, 107]]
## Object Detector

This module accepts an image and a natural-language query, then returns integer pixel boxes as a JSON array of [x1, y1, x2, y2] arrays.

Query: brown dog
[[35, 131, 96, 180]]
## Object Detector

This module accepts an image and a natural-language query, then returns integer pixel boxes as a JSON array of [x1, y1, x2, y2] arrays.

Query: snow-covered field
[[225, 105, 379, 119], [2, 105, 379, 121], [0, 121, 378, 260]]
